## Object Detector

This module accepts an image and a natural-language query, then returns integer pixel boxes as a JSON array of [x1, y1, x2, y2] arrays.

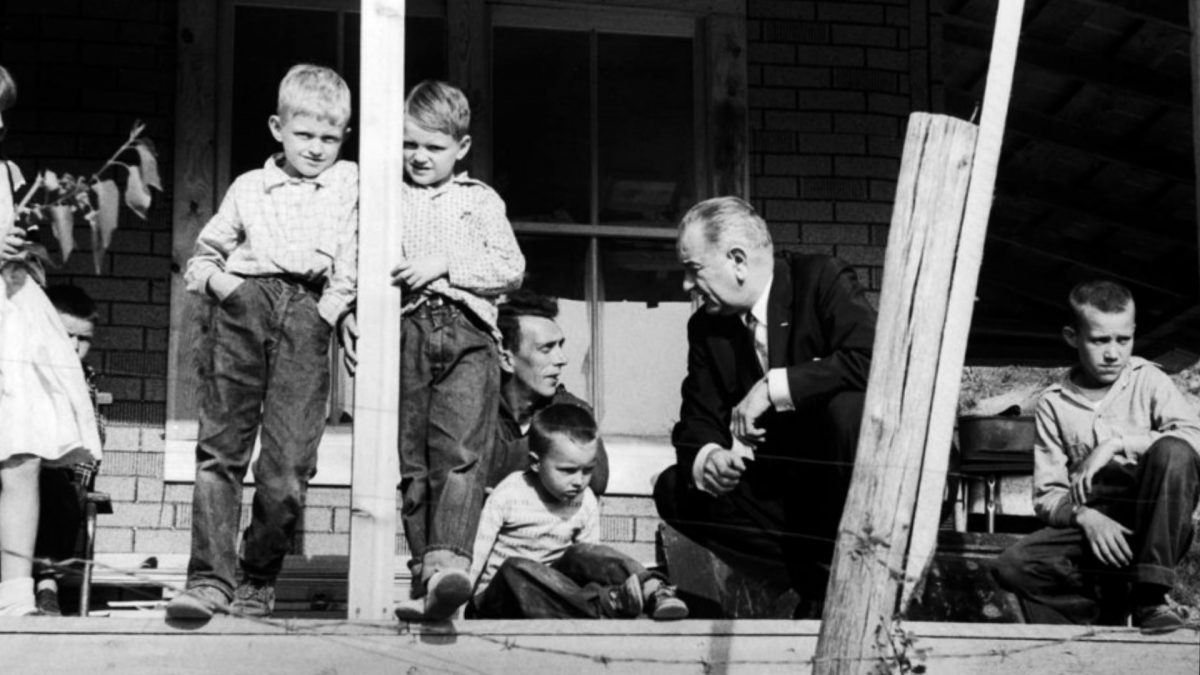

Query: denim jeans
[[399, 301, 498, 585], [187, 277, 331, 596], [994, 436, 1200, 624], [472, 543, 659, 619]]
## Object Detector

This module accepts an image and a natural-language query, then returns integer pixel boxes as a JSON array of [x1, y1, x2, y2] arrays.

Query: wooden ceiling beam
[[944, 18, 1191, 109], [995, 176, 1196, 248]]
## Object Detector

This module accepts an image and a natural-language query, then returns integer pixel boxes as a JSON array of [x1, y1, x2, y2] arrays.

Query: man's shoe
[[646, 582, 688, 621], [231, 579, 276, 618], [1134, 604, 1186, 633], [165, 586, 231, 620], [422, 569, 472, 620], [604, 574, 644, 618], [35, 589, 62, 616]]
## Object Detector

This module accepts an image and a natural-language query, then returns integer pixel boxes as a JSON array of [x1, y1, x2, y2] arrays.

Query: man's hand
[[1070, 438, 1121, 505], [731, 378, 772, 446], [1076, 507, 1133, 567], [1, 230, 28, 263], [701, 448, 747, 496], [391, 255, 448, 292], [207, 272, 244, 303], [338, 312, 359, 375]]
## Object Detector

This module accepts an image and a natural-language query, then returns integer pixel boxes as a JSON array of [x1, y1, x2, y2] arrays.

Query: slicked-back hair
[[529, 403, 597, 459], [406, 80, 471, 140], [1068, 280, 1135, 328], [678, 196, 773, 253], [0, 65, 17, 112], [46, 284, 98, 322], [278, 63, 352, 127], [498, 289, 559, 352]]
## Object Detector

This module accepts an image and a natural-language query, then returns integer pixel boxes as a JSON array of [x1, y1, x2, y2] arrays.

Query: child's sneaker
[[645, 581, 688, 621], [603, 573, 644, 618], [1134, 603, 1186, 633], [165, 585, 231, 620], [35, 588, 62, 616], [231, 579, 276, 618], [421, 568, 472, 620]]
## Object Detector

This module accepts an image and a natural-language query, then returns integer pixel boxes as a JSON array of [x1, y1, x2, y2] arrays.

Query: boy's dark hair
[[46, 284, 98, 322], [0, 64, 16, 112], [529, 403, 597, 458], [498, 289, 558, 352], [1068, 280, 1134, 328], [405, 80, 471, 140]]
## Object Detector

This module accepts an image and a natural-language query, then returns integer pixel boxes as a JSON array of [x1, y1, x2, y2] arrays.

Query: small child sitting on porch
[[465, 403, 688, 620], [994, 280, 1200, 631]]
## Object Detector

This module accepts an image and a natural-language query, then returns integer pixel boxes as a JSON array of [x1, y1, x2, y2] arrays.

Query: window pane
[[598, 239, 690, 435], [494, 28, 591, 225], [517, 235, 592, 401], [598, 34, 695, 227]]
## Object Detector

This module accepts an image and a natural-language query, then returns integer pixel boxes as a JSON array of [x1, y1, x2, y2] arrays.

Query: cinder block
[[134, 528, 192, 553], [832, 25, 897, 48], [136, 476, 164, 502], [601, 516, 635, 543], [763, 65, 830, 89], [164, 484, 195, 502], [99, 375, 141, 401], [797, 90, 865, 112], [306, 486, 353, 507], [764, 111, 831, 133], [836, 202, 894, 224], [837, 244, 887, 266], [332, 508, 351, 533], [795, 45, 864, 67], [605, 541, 656, 566], [95, 475, 137, 501], [803, 223, 870, 245], [817, 2, 885, 24], [302, 507, 335, 533], [749, 43, 795, 65], [834, 113, 900, 136], [765, 199, 834, 223], [95, 527, 135, 554], [300, 533, 349, 558], [634, 517, 663, 543], [835, 156, 901, 179], [109, 502, 173, 529], [104, 427, 141, 452], [750, 0, 816, 20], [599, 496, 660, 518]]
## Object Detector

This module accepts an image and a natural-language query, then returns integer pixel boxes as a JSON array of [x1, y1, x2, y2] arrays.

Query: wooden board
[[2, 618, 1196, 675]]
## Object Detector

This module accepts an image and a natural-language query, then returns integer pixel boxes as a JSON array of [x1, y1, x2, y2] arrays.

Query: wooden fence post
[[349, 0, 406, 621], [813, 1, 1025, 671]]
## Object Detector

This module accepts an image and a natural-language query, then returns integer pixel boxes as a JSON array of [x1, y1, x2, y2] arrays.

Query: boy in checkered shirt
[[168, 64, 358, 620], [383, 80, 525, 620]]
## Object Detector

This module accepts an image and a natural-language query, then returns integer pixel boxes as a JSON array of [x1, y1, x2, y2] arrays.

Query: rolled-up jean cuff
[[1135, 563, 1176, 588]]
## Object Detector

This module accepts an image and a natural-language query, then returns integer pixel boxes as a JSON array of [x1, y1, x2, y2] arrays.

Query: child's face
[[530, 434, 597, 503], [403, 117, 470, 188], [269, 112, 346, 179], [59, 313, 95, 360], [1063, 303, 1135, 389]]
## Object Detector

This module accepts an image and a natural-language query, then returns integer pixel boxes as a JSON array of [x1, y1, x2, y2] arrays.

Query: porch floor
[[3, 617, 1196, 674]]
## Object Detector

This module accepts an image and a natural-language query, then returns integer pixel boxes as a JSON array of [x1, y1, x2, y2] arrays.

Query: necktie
[[745, 312, 768, 374]]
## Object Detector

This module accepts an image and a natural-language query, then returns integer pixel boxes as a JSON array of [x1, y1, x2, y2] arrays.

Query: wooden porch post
[[812, 2, 1025, 673], [349, 0, 406, 621]]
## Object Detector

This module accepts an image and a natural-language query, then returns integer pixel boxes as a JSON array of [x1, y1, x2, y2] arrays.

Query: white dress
[[0, 160, 100, 466]]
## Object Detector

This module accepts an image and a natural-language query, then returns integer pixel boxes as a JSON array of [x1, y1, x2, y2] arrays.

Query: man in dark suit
[[654, 196, 876, 615]]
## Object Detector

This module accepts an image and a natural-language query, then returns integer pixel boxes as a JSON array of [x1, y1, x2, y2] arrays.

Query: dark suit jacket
[[672, 254, 877, 479]]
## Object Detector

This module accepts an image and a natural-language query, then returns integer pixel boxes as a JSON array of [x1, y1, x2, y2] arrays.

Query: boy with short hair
[[469, 403, 688, 620], [384, 80, 525, 621], [34, 285, 103, 615], [994, 281, 1200, 631], [168, 64, 359, 620]]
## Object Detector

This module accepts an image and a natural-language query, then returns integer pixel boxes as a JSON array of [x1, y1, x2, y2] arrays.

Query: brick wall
[[2, 0, 938, 571], [747, 0, 938, 302], [0, 0, 178, 557]]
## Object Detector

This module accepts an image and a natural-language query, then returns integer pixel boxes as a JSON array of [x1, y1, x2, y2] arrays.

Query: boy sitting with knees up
[[469, 403, 687, 620], [994, 280, 1200, 631]]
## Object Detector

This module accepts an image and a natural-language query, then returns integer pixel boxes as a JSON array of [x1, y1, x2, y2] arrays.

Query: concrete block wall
[[1, 0, 938, 572], [747, 0, 939, 303]]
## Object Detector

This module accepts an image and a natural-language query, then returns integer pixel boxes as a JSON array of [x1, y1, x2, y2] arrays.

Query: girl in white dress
[[0, 64, 101, 616]]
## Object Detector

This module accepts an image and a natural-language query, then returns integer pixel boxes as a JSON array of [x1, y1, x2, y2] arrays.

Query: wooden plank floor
[[2, 618, 1196, 674]]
